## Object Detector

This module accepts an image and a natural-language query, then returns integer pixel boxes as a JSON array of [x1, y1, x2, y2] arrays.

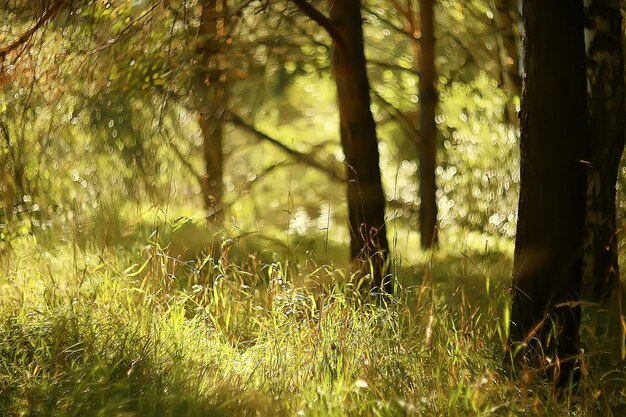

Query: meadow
[[1, 214, 624, 417]]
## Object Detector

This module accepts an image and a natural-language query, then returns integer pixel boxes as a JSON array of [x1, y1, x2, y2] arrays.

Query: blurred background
[[0, 0, 622, 267]]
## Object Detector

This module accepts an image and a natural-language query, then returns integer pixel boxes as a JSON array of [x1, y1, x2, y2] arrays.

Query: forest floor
[[0, 221, 625, 416]]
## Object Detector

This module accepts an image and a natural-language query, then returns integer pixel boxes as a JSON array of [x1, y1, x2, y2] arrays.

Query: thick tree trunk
[[582, 0, 626, 361], [507, 0, 588, 386], [195, 0, 227, 223], [418, 0, 438, 249], [329, 0, 390, 291], [490, 0, 521, 123]]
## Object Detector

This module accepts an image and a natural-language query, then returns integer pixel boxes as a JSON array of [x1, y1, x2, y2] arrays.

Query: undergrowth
[[0, 236, 624, 416]]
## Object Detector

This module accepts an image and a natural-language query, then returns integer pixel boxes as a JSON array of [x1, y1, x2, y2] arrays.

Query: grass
[[0, 228, 625, 416]]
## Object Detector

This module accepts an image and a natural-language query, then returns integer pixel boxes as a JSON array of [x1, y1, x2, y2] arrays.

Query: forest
[[0, 0, 625, 415]]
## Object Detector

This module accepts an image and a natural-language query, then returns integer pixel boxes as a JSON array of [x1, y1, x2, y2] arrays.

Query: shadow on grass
[[0, 310, 283, 417]]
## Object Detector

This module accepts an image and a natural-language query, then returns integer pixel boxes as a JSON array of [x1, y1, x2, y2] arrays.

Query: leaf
[[122, 258, 150, 277]]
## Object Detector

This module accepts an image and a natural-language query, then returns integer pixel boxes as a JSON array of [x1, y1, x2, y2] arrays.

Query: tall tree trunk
[[582, 0, 626, 361], [195, 0, 227, 223], [507, 0, 588, 386], [490, 0, 521, 123], [329, 0, 390, 291], [418, 0, 438, 249]]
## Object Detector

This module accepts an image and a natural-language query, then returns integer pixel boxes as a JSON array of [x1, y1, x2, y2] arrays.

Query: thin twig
[[289, 0, 347, 51], [371, 89, 421, 144], [225, 110, 347, 181], [0, 0, 65, 60]]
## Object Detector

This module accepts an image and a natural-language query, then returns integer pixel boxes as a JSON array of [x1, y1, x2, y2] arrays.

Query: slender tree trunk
[[329, 0, 390, 291], [195, 0, 227, 223], [507, 0, 588, 386], [418, 0, 438, 249], [582, 0, 626, 361], [490, 0, 521, 123]]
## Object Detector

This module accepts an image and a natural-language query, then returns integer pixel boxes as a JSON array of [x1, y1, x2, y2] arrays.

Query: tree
[[489, 0, 520, 123], [340, 0, 441, 250], [194, 0, 229, 223], [364, 0, 516, 248], [418, 0, 438, 248], [582, 0, 626, 360], [291, 0, 390, 291], [507, 0, 588, 386]]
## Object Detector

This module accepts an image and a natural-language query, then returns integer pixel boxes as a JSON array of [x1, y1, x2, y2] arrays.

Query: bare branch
[[459, 2, 493, 26], [90, 1, 161, 53], [368, 59, 420, 76], [386, 0, 412, 23], [371, 89, 421, 144], [161, 111, 204, 184], [0, 0, 65, 60], [289, 0, 347, 51], [225, 110, 419, 216], [224, 110, 346, 181], [239, 160, 292, 194], [362, 5, 415, 40]]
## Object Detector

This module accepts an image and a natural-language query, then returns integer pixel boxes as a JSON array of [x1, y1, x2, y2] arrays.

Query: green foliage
[[1, 1, 625, 415], [437, 73, 519, 236], [0, 0, 527, 248]]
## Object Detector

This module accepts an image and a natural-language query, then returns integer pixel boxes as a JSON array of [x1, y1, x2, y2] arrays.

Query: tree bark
[[329, 0, 390, 291], [377, 0, 439, 250], [582, 0, 626, 361], [507, 0, 588, 386], [195, 0, 227, 223], [418, 0, 438, 249], [490, 0, 521, 123]]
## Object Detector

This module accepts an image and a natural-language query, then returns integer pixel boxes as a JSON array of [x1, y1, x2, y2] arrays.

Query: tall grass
[[0, 234, 624, 416]]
